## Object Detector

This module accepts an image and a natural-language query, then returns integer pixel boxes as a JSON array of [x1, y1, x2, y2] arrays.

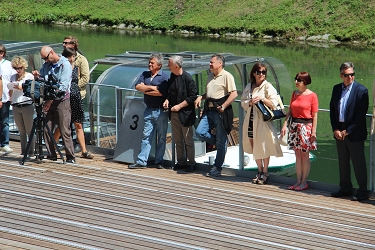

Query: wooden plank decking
[[0, 141, 374, 250]]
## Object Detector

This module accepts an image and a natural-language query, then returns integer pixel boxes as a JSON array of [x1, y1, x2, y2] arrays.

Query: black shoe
[[185, 164, 195, 172], [46, 155, 57, 161], [331, 189, 351, 198], [128, 163, 147, 169], [351, 192, 369, 201], [172, 163, 186, 170], [156, 163, 165, 169], [66, 158, 75, 164]]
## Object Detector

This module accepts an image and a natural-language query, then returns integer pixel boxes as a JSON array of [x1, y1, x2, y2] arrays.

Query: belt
[[292, 117, 313, 123], [208, 107, 217, 110], [147, 105, 162, 109], [12, 103, 32, 108]]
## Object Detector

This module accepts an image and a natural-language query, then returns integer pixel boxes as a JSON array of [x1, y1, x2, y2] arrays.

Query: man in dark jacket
[[163, 55, 197, 172], [330, 62, 369, 201]]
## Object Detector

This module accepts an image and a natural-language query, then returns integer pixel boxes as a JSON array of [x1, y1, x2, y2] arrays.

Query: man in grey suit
[[329, 62, 369, 201]]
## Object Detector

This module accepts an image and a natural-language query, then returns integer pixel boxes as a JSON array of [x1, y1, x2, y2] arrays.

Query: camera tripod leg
[[45, 123, 65, 163], [20, 111, 66, 165], [20, 118, 37, 165]]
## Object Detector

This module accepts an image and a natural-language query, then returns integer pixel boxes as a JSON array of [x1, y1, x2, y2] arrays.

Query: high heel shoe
[[258, 172, 269, 185], [252, 172, 262, 184]]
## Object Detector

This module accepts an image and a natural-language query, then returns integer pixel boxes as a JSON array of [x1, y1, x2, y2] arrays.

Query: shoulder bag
[[255, 83, 286, 122]]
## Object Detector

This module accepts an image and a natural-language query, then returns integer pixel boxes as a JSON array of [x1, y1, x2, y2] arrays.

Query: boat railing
[[87, 83, 375, 191]]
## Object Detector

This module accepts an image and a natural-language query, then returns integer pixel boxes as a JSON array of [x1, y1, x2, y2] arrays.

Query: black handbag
[[255, 95, 286, 122]]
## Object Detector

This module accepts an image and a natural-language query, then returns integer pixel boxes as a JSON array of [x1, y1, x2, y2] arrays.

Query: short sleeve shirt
[[206, 69, 236, 99], [290, 92, 319, 119], [136, 70, 169, 106]]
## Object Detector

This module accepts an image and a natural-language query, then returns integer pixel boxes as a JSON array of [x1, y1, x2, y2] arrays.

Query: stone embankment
[[39, 20, 375, 46]]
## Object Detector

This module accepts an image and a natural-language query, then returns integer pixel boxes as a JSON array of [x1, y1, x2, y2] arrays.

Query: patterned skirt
[[287, 122, 317, 152]]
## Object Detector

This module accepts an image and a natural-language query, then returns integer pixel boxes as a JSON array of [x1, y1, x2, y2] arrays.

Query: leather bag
[[255, 94, 286, 122]]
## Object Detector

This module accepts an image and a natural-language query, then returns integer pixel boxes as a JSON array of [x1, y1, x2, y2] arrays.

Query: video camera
[[23, 74, 66, 105]]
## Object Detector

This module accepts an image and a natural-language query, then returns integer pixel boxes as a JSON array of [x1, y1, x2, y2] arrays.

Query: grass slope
[[2, 0, 375, 41]]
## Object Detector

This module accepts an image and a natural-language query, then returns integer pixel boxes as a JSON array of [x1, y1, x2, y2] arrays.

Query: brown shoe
[[81, 151, 94, 159]]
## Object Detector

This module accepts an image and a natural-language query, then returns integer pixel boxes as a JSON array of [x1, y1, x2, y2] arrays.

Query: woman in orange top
[[281, 72, 318, 191]]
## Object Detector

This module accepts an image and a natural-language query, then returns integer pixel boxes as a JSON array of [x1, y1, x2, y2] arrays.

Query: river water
[[1, 22, 374, 186]]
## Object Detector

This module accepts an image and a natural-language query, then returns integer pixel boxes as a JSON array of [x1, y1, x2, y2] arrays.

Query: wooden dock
[[0, 141, 374, 250]]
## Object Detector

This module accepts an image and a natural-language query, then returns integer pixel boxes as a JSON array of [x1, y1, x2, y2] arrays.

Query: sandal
[[81, 151, 94, 159], [287, 185, 295, 190], [295, 183, 308, 191], [258, 172, 269, 185], [252, 172, 262, 184]]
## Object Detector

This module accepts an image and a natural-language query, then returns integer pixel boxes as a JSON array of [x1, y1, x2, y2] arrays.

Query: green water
[[1, 22, 374, 187]]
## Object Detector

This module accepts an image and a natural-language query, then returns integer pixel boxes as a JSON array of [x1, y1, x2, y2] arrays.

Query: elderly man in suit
[[329, 62, 369, 201]]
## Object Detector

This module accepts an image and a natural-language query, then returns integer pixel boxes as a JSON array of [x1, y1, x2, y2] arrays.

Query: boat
[[89, 50, 314, 176]]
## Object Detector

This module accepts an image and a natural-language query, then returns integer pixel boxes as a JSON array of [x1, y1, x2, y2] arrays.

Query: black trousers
[[335, 137, 368, 193]]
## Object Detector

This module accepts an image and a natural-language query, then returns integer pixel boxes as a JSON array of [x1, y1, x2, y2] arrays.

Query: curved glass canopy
[[88, 51, 292, 150]]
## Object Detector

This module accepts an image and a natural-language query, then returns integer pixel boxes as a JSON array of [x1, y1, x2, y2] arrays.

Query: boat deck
[[0, 141, 374, 250]]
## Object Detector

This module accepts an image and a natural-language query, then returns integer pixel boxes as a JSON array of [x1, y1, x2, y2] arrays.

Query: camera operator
[[32, 46, 75, 163]]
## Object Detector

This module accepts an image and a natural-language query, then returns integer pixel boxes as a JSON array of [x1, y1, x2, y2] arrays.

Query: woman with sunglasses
[[53, 48, 94, 159], [241, 62, 283, 185], [8, 56, 35, 157], [281, 72, 318, 191]]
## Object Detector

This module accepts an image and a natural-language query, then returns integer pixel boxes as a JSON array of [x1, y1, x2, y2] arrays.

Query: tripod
[[20, 104, 65, 165]]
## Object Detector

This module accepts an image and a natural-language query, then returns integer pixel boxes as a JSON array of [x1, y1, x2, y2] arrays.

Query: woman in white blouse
[[8, 56, 35, 157]]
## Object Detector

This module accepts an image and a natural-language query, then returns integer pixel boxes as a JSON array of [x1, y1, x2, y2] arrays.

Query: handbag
[[255, 94, 286, 122]]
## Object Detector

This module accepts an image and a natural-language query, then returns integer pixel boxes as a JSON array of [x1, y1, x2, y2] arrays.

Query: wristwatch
[[0, 98, 2, 101]]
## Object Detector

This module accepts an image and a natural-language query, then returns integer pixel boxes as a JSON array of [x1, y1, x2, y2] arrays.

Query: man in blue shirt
[[32, 46, 75, 163], [129, 53, 169, 169], [330, 62, 369, 201]]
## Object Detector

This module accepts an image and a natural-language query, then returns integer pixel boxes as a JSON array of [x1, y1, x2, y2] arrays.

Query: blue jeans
[[195, 110, 227, 171], [137, 107, 168, 166], [0, 101, 11, 147]]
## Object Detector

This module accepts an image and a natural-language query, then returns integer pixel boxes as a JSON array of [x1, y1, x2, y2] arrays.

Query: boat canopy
[[92, 51, 293, 93], [0, 40, 63, 72]]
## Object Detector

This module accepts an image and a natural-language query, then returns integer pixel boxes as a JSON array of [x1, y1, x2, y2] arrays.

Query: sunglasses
[[62, 41, 75, 45], [342, 72, 355, 77], [295, 78, 303, 82], [256, 70, 267, 75], [13, 67, 23, 70], [41, 50, 51, 61]]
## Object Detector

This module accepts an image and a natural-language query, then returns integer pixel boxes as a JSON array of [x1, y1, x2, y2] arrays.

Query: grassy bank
[[2, 0, 375, 42]]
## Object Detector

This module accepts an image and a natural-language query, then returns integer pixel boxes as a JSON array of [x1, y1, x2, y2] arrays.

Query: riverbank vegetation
[[2, 0, 375, 43]]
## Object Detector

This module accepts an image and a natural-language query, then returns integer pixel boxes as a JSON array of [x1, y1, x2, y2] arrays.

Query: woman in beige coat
[[241, 63, 283, 184]]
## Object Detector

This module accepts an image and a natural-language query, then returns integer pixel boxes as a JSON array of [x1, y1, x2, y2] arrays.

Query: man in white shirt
[[0, 44, 16, 153]]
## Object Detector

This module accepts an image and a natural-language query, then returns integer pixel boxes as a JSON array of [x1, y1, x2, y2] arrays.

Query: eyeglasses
[[295, 78, 303, 82], [256, 70, 267, 75], [41, 50, 51, 61], [342, 72, 355, 77], [62, 41, 75, 45], [13, 67, 23, 70]]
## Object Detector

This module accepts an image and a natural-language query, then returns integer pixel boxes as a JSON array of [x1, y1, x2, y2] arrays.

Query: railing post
[[115, 87, 123, 144], [96, 88, 100, 147], [370, 133, 374, 191], [238, 101, 244, 170]]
